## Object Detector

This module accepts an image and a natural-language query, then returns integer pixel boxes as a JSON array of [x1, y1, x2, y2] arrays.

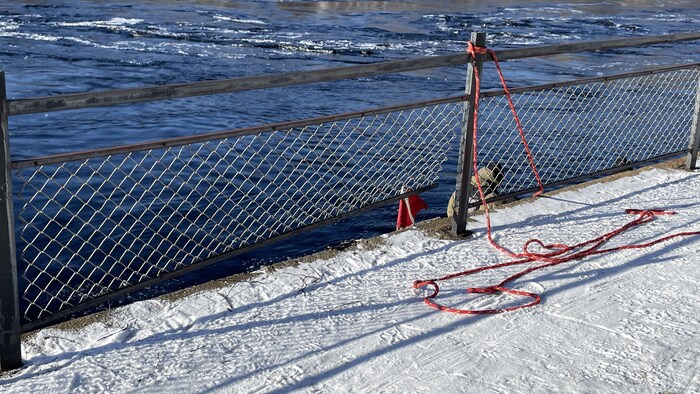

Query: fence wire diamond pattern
[[14, 101, 463, 324], [476, 68, 699, 196]]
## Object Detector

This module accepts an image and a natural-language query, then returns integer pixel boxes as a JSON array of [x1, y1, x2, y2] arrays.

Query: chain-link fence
[[12, 99, 463, 325], [10, 66, 700, 328], [474, 67, 699, 200], [5, 52, 700, 333]]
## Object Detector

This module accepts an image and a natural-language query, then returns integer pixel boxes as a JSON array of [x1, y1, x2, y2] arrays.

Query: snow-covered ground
[[2, 167, 699, 393]]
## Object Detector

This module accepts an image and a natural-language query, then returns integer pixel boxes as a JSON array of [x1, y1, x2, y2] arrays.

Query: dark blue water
[[2, 0, 700, 292]]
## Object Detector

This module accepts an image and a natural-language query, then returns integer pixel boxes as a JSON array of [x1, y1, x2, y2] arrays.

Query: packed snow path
[[2, 168, 699, 393]]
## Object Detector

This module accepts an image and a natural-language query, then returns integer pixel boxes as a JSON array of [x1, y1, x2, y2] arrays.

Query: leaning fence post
[[452, 32, 486, 237], [0, 71, 22, 370], [686, 73, 700, 170]]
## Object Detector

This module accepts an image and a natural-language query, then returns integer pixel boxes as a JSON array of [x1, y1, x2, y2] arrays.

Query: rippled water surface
[[2, 0, 700, 288]]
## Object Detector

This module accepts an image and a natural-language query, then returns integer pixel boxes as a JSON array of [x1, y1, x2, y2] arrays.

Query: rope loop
[[413, 280, 439, 298]]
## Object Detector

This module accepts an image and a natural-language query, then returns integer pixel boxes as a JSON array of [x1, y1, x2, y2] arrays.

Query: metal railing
[[1, 31, 700, 370], [13, 97, 461, 329]]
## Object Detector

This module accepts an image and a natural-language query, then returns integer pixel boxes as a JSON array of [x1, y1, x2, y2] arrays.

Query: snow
[[2, 168, 700, 393]]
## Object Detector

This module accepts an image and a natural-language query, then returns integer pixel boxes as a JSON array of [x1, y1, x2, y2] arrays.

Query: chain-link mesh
[[477, 68, 699, 196], [14, 101, 463, 324], [12, 65, 700, 325]]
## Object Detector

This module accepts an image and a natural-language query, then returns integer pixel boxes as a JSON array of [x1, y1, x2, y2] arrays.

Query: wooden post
[[0, 71, 22, 370], [686, 74, 700, 170], [452, 32, 486, 237]]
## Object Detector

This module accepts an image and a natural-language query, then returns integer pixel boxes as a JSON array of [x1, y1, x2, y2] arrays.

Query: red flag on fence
[[396, 191, 428, 230]]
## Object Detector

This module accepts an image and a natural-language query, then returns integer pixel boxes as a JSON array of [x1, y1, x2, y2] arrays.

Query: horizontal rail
[[8, 31, 700, 116], [8, 56, 471, 116], [493, 31, 700, 61], [21, 183, 438, 332], [15, 60, 699, 170], [480, 63, 700, 97], [11, 95, 467, 169], [481, 63, 700, 97]]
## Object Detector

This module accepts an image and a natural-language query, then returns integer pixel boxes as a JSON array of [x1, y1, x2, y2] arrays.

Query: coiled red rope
[[413, 42, 700, 314]]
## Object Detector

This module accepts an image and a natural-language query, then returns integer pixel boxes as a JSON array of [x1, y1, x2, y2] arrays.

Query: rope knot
[[466, 41, 489, 57]]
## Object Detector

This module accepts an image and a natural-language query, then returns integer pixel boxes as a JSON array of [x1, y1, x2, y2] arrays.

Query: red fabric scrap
[[396, 194, 428, 229]]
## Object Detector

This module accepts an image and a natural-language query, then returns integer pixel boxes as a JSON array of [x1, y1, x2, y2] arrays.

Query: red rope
[[413, 42, 700, 314]]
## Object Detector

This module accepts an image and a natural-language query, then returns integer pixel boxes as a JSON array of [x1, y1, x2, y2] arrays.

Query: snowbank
[[1, 168, 699, 393]]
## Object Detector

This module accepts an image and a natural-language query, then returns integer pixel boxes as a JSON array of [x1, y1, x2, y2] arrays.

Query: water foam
[[213, 15, 268, 25], [55, 18, 144, 27]]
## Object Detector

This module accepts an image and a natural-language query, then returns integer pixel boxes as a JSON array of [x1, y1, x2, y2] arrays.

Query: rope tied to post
[[413, 40, 700, 315], [466, 41, 544, 198]]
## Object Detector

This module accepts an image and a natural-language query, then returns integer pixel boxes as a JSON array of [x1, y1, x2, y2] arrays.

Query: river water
[[2, 0, 700, 293]]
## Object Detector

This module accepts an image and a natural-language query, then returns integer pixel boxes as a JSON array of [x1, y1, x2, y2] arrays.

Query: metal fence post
[[0, 71, 22, 370], [686, 74, 700, 170], [452, 32, 486, 237]]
